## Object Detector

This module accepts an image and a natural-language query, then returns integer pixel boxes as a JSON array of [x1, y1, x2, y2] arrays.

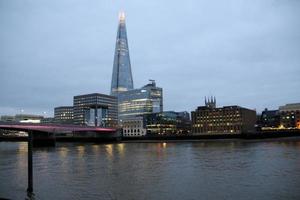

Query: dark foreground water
[[1, 138, 300, 200]]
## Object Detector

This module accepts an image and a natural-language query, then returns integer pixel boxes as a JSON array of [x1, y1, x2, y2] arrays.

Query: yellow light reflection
[[18, 142, 28, 154], [105, 144, 113, 159], [162, 142, 167, 148], [92, 144, 100, 152], [17, 142, 28, 170], [117, 143, 125, 156], [59, 147, 69, 158], [77, 145, 85, 157]]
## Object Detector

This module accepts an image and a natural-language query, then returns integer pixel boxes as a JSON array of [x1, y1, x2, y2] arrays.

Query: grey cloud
[[0, 0, 299, 116]]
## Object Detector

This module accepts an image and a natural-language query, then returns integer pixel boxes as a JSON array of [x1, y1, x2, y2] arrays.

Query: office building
[[73, 93, 118, 127], [260, 108, 280, 128], [111, 11, 134, 97], [192, 97, 256, 134], [121, 111, 191, 137], [279, 103, 300, 129], [118, 80, 163, 120], [145, 111, 191, 135], [54, 106, 73, 124]]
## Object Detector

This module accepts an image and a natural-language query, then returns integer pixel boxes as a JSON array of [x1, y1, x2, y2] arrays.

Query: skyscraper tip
[[119, 11, 125, 21]]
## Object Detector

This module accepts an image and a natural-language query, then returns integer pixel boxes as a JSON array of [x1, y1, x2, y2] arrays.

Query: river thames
[[1, 138, 300, 200]]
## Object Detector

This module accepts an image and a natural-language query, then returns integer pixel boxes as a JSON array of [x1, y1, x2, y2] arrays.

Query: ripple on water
[[0, 139, 300, 200]]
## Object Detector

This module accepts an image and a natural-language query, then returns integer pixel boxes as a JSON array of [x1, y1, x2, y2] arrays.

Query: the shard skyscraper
[[110, 11, 134, 97]]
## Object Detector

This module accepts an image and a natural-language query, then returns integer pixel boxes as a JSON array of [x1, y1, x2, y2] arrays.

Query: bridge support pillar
[[27, 131, 33, 194]]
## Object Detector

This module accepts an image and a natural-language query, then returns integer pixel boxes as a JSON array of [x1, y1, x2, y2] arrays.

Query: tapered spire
[[110, 11, 134, 97], [119, 11, 125, 22]]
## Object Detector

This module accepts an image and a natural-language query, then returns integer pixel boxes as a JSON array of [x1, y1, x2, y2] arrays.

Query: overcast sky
[[0, 0, 299, 117]]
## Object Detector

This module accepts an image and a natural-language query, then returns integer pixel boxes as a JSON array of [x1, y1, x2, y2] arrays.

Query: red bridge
[[0, 123, 116, 133]]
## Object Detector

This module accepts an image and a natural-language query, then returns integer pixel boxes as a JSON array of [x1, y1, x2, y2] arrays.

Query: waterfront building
[[191, 97, 256, 134], [54, 106, 73, 124], [73, 93, 118, 127], [110, 11, 134, 97], [41, 117, 55, 124], [279, 103, 300, 129], [145, 111, 191, 135], [15, 114, 44, 123], [0, 115, 15, 122], [118, 80, 163, 120], [260, 108, 280, 128], [0, 114, 43, 124], [122, 116, 146, 137], [121, 111, 191, 137]]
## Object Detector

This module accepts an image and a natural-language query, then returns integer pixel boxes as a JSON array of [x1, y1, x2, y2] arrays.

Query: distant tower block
[[205, 96, 216, 108], [110, 11, 134, 98]]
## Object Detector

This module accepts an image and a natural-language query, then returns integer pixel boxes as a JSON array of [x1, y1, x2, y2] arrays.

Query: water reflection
[[76, 145, 85, 157], [26, 191, 35, 200], [18, 142, 28, 154], [59, 147, 69, 158], [1, 139, 300, 200], [116, 143, 124, 157], [92, 144, 99, 152], [162, 142, 167, 148], [105, 144, 113, 159]]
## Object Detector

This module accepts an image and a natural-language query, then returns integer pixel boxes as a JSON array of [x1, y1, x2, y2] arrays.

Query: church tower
[[205, 96, 216, 108]]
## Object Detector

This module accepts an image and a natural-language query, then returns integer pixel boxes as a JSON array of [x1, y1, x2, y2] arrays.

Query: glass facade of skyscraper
[[111, 12, 134, 97], [144, 111, 191, 135], [118, 81, 163, 119]]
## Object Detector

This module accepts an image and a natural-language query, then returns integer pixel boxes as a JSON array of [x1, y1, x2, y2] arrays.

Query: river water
[[1, 138, 300, 200]]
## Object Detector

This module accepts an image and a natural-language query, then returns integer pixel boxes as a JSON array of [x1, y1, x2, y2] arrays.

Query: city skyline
[[1, 0, 300, 116]]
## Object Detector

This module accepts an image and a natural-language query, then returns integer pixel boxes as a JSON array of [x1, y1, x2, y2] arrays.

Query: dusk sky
[[1, 0, 299, 117]]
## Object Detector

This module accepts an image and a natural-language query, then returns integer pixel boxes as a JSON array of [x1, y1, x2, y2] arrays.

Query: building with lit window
[[279, 103, 300, 129], [191, 97, 256, 135], [73, 93, 118, 127], [121, 111, 191, 137], [118, 80, 163, 120], [145, 111, 191, 135], [54, 106, 73, 124], [260, 108, 280, 128]]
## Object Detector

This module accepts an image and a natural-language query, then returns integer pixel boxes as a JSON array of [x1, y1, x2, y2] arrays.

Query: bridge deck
[[0, 123, 116, 133]]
